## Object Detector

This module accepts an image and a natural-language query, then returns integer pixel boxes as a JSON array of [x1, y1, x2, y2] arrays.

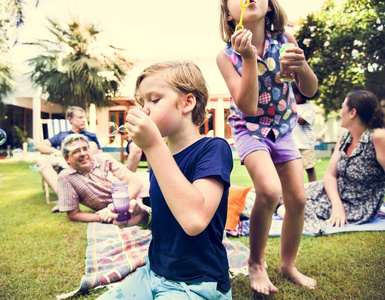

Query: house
[[0, 57, 233, 154]]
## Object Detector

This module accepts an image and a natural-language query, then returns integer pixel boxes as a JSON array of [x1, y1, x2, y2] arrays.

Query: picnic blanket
[[226, 203, 385, 237], [57, 223, 250, 299]]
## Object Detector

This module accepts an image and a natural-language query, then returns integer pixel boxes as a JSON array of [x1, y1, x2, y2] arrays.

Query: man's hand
[[98, 200, 150, 228], [96, 207, 116, 223]]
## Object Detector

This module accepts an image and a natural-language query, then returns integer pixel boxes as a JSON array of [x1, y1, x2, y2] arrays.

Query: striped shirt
[[292, 103, 316, 149], [57, 153, 127, 212]]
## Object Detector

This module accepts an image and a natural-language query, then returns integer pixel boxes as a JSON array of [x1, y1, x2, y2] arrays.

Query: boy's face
[[138, 74, 183, 137]]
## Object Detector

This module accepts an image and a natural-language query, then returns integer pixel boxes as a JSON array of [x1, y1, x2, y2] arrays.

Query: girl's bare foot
[[279, 266, 317, 290], [249, 263, 279, 295]]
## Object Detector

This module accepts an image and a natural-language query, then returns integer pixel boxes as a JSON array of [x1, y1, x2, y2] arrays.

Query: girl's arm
[[323, 135, 348, 227], [216, 30, 259, 116], [373, 128, 385, 171], [286, 33, 318, 99]]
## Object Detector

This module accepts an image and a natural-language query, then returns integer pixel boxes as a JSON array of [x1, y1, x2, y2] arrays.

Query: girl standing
[[217, 0, 318, 295]]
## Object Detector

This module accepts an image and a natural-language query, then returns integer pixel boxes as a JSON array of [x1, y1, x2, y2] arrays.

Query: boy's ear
[[182, 93, 196, 114]]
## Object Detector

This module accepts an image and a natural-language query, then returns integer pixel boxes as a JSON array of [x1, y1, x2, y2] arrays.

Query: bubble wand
[[235, 0, 250, 31]]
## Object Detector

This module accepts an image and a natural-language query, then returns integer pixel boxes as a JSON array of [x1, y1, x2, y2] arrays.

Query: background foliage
[[295, 0, 385, 115]]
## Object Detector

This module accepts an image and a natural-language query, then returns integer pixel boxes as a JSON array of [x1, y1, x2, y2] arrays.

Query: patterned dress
[[224, 30, 298, 142], [303, 129, 385, 234]]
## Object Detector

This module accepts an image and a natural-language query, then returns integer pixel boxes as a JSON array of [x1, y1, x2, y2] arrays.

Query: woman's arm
[[324, 135, 348, 227], [373, 128, 385, 171]]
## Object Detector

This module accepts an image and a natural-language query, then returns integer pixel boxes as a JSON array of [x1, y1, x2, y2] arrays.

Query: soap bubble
[[0, 128, 6, 146], [118, 124, 129, 135], [12, 148, 24, 160], [0, 173, 3, 185], [29, 160, 42, 172], [109, 122, 118, 136]]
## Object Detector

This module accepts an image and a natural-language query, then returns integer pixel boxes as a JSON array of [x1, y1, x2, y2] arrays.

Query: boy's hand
[[126, 108, 163, 151]]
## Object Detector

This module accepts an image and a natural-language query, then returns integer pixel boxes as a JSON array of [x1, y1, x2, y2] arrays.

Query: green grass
[[0, 158, 384, 300]]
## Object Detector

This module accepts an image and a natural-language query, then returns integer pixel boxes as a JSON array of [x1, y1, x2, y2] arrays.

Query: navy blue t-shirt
[[48, 130, 101, 149], [148, 137, 233, 292]]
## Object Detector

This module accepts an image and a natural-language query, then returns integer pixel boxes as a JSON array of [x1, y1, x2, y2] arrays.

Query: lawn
[[0, 157, 384, 300]]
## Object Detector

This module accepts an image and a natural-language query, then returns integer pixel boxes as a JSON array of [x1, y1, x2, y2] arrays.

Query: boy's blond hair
[[135, 61, 209, 126], [219, 0, 288, 43]]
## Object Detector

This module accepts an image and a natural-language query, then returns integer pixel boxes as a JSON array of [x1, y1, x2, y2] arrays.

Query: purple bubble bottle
[[111, 181, 131, 222]]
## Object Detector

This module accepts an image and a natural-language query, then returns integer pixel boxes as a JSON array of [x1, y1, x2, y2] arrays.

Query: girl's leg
[[244, 151, 281, 295], [276, 159, 317, 290]]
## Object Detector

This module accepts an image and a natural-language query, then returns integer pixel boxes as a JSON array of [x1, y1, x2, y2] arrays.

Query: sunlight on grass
[[0, 159, 384, 300]]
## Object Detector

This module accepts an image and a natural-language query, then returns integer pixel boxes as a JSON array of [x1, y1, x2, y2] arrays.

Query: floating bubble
[[118, 124, 129, 135], [0, 128, 7, 146], [29, 160, 43, 172], [0, 173, 3, 185], [12, 148, 24, 160], [109, 122, 118, 136]]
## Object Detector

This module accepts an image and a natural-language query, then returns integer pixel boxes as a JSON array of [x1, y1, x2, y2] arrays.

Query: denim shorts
[[233, 126, 301, 164], [96, 257, 232, 300]]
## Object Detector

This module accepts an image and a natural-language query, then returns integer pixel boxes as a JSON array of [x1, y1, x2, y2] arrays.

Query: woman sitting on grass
[[277, 90, 385, 234]]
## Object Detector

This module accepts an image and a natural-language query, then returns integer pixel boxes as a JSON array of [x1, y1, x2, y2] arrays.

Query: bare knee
[[284, 192, 306, 213], [255, 185, 282, 210], [35, 155, 55, 168]]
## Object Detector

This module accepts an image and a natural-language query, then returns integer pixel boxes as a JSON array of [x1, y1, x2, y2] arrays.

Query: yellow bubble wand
[[235, 0, 250, 31]]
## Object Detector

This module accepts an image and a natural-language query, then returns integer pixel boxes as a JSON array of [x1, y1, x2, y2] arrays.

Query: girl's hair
[[346, 90, 385, 129], [219, 0, 288, 43], [135, 61, 209, 126], [61, 134, 89, 158]]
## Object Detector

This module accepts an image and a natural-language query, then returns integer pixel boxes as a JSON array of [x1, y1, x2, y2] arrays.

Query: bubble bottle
[[111, 181, 131, 223]]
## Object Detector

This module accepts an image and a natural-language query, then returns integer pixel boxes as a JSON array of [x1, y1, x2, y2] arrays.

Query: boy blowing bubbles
[[99, 61, 233, 299]]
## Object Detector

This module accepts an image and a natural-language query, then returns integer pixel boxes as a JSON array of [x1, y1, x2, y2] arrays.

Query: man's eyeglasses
[[68, 146, 89, 156]]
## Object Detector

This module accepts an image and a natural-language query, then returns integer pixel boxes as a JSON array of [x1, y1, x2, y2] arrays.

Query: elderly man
[[34, 106, 102, 195], [57, 133, 143, 222]]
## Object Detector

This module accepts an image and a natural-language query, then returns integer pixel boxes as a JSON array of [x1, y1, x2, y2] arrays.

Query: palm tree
[[0, 1, 20, 126], [27, 18, 133, 109]]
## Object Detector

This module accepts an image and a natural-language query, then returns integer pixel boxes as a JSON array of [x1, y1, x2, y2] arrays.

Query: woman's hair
[[219, 0, 288, 43], [66, 106, 85, 119], [135, 61, 209, 126], [346, 90, 385, 129], [61, 134, 90, 158]]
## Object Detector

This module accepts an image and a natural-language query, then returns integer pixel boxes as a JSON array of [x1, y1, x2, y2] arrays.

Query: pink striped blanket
[[57, 223, 249, 299]]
